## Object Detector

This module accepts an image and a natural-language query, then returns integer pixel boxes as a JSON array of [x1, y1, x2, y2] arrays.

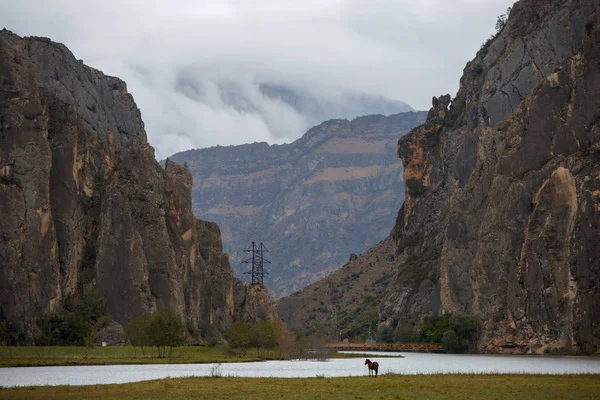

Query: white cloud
[[0, 0, 514, 159]]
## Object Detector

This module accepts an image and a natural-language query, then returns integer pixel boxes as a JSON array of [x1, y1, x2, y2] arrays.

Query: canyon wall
[[0, 30, 276, 344], [381, 0, 600, 354]]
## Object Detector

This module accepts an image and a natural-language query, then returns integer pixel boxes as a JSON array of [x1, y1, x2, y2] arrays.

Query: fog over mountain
[[174, 72, 413, 148], [0, 0, 514, 159]]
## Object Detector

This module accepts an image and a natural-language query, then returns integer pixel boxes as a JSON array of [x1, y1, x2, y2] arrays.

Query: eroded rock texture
[[381, 0, 600, 354], [169, 112, 426, 298], [0, 31, 276, 344]]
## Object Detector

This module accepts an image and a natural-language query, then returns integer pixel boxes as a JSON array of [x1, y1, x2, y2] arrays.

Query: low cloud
[[1, 0, 513, 159]]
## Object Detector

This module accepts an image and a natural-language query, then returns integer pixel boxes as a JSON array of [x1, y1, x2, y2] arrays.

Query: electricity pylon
[[242, 242, 270, 285]]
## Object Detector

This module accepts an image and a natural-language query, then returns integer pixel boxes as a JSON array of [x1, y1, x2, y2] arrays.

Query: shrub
[[448, 312, 481, 352], [377, 325, 395, 343], [495, 7, 512, 33], [145, 310, 186, 357], [419, 312, 481, 353], [84, 328, 99, 357], [396, 325, 419, 343], [251, 320, 277, 352], [442, 329, 460, 353], [225, 322, 253, 350], [419, 315, 450, 343], [126, 315, 149, 357], [209, 363, 223, 378], [79, 287, 105, 322], [97, 314, 113, 328], [38, 310, 90, 345]]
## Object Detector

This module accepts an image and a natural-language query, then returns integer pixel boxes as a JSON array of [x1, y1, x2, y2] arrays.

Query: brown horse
[[365, 359, 379, 377]]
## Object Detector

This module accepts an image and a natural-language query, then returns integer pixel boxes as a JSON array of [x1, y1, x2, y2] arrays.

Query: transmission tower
[[242, 242, 270, 285]]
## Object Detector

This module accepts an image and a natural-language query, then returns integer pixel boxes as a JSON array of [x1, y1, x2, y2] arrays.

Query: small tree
[[251, 320, 277, 354], [419, 315, 450, 343], [226, 322, 253, 352], [495, 6, 512, 33], [84, 328, 99, 358], [448, 312, 481, 352], [80, 287, 106, 322], [422, 312, 482, 353], [442, 329, 460, 353], [126, 315, 149, 357], [146, 310, 186, 357]]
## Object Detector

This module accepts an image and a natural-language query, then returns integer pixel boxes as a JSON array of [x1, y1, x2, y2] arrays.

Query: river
[[1, 351, 599, 387]]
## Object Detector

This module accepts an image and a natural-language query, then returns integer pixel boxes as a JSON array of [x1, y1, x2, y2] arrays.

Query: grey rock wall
[[380, 0, 600, 354], [0, 30, 277, 344]]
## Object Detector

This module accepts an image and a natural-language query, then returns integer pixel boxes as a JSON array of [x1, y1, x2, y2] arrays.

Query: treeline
[[126, 310, 186, 357], [33, 286, 317, 360], [377, 312, 481, 353], [226, 320, 329, 360], [34, 287, 188, 358], [36, 287, 108, 346]]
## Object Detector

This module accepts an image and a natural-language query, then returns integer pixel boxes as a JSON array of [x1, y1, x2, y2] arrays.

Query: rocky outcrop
[[234, 281, 279, 324], [380, 0, 600, 354], [0, 30, 276, 344], [169, 111, 427, 298]]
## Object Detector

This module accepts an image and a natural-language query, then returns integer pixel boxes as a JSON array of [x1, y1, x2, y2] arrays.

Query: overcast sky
[[1, 0, 514, 158]]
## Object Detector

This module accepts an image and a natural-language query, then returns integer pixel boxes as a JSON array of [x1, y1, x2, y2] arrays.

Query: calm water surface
[[1, 351, 599, 387]]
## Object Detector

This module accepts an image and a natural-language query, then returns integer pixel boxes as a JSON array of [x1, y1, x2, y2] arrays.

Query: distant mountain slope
[[278, 238, 396, 338], [168, 111, 427, 298]]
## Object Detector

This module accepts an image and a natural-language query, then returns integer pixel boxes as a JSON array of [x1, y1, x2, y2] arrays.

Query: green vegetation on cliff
[[35, 288, 108, 346]]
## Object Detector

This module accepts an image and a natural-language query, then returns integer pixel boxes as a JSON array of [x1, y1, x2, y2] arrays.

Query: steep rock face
[[169, 112, 427, 298], [381, 0, 600, 354], [0, 31, 276, 344], [234, 281, 279, 324]]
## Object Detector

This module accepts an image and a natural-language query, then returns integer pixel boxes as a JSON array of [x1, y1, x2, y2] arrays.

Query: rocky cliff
[[380, 0, 600, 354], [0, 30, 276, 344], [168, 111, 426, 298]]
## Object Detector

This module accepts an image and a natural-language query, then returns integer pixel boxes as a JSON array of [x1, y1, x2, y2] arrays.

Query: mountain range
[[168, 111, 427, 298]]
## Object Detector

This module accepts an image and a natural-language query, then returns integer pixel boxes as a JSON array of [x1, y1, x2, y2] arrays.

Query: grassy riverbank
[[0, 346, 283, 367], [0, 346, 398, 367], [1, 374, 599, 399]]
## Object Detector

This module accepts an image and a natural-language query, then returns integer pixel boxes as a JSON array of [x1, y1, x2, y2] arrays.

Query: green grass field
[[0, 346, 400, 367], [1, 374, 599, 400], [0, 346, 284, 367]]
